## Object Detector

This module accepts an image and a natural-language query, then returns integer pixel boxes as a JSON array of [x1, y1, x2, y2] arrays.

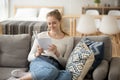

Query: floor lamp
[[76, 15, 97, 37], [99, 15, 120, 57]]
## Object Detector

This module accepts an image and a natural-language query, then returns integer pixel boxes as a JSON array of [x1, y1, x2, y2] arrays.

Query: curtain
[[0, 0, 9, 21]]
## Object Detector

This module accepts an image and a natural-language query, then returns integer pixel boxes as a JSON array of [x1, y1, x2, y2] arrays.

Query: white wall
[[9, 0, 116, 17], [10, 0, 75, 16]]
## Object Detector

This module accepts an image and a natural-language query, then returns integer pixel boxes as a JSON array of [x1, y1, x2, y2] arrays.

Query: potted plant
[[94, 0, 101, 6]]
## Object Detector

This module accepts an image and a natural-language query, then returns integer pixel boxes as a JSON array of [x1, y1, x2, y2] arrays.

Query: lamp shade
[[76, 15, 97, 34], [99, 15, 120, 34]]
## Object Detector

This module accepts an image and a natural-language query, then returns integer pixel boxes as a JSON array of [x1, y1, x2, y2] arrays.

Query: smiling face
[[47, 16, 61, 32], [46, 9, 68, 35]]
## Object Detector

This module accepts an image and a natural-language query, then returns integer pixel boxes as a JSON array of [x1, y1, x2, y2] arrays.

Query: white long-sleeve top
[[28, 31, 74, 67]]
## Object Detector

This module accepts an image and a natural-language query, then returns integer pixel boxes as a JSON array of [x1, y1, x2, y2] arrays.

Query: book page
[[33, 31, 52, 50], [35, 38, 52, 50]]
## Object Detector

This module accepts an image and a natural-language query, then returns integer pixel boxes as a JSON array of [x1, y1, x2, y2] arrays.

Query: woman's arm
[[27, 39, 43, 61], [28, 32, 46, 61], [48, 44, 60, 57], [27, 39, 37, 61], [58, 37, 74, 66], [34, 45, 43, 57], [64, 37, 74, 60]]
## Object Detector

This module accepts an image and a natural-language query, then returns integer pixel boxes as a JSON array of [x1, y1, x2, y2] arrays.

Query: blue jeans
[[30, 57, 72, 80]]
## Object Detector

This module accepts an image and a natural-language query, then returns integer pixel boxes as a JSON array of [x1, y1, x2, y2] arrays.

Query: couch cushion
[[66, 41, 94, 80], [93, 60, 109, 80], [108, 57, 120, 80], [0, 34, 31, 67], [0, 67, 27, 80]]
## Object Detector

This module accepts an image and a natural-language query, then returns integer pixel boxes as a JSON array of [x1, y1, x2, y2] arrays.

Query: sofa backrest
[[0, 34, 31, 67], [73, 35, 112, 61]]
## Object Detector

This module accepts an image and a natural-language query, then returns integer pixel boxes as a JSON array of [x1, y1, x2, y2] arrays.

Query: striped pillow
[[81, 38, 104, 71], [66, 41, 94, 80]]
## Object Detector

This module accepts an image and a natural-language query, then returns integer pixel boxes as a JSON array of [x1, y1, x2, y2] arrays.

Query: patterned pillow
[[66, 41, 94, 80], [81, 38, 104, 73]]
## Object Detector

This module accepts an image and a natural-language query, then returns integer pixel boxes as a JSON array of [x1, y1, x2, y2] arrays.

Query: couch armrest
[[93, 60, 109, 80], [108, 57, 120, 80]]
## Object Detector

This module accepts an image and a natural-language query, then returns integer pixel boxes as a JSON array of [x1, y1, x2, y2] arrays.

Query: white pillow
[[38, 8, 54, 21], [15, 8, 38, 18]]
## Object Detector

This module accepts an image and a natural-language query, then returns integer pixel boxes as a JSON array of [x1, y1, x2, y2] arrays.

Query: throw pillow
[[66, 41, 94, 80], [81, 38, 104, 77], [0, 34, 31, 67]]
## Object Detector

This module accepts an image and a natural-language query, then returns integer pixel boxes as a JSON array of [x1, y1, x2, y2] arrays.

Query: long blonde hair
[[47, 9, 68, 36]]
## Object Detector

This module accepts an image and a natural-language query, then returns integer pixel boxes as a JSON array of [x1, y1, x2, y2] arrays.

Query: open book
[[33, 31, 52, 50]]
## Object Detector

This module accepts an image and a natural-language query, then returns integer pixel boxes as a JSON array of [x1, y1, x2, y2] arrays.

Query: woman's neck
[[48, 31, 64, 39]]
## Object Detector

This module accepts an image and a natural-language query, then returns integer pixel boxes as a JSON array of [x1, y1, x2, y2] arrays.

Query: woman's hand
[[48, 44, 60, 57], [35, 45, 43, 57]]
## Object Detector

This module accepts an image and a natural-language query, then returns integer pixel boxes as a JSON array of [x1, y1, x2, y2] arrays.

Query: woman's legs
[[29, 58, 59, 80], [56, 70, 72, 80], [17, 62, 72, 80], [10, 57, 60, 80], [19, 72, 32, 80], [10, 69, 33, 80]]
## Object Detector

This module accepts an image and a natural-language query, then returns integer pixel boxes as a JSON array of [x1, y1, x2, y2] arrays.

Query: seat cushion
[[0, 67, 27, 80], [93, 60, 109, 80], [66, 41, 94, 80], [0, 34, 31, 67], [108, 57, 120, 80]]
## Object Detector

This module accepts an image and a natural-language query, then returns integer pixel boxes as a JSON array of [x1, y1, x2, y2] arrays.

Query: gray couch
[[0, 34, 120, 80]]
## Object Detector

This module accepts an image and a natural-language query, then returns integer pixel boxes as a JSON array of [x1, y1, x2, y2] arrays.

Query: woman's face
[[47, 16, 61, 32]]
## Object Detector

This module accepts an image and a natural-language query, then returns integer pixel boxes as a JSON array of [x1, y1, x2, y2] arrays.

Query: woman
[[9, 9, 73, 80]]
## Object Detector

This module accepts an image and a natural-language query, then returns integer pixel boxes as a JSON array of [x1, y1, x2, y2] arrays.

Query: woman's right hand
[[35, 45, 43, 57]]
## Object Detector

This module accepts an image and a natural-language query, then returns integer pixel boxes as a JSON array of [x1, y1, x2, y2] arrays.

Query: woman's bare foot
[[11, 69, 27, 78]]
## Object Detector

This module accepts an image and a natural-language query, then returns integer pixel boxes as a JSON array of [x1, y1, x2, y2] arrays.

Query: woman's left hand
[[48, 44, 60, 57]]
